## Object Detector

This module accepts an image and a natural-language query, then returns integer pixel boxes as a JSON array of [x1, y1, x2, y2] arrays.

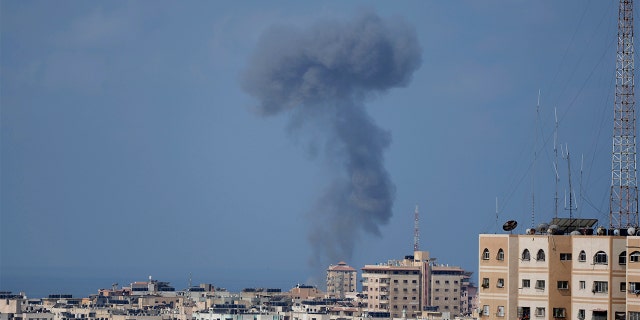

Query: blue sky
[[1, 1, 623, 297]]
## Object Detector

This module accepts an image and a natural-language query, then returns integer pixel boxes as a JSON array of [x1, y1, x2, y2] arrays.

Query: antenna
[[563, 144, 576, 220], [554, 107, 560, 219], [495, 197, 499, 230], [413, 205, 420, 252], [610, 0, 639, 228], [532, 89, 540, 228]]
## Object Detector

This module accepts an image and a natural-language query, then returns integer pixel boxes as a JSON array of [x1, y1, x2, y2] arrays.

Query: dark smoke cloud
[[242, 11, 422, 267]]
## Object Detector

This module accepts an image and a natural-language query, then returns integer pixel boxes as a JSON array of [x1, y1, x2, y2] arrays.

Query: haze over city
[[1, 1, 621, 298]]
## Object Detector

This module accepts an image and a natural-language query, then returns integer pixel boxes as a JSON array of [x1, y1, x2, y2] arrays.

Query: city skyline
[[1, 1, 621, 298]]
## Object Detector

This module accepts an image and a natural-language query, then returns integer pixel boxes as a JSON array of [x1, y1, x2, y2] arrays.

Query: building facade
[[430, 264, 474, 316], [361, 251, 431, 319], [326, 262, 357, 298], [479, 228, 640, 320]]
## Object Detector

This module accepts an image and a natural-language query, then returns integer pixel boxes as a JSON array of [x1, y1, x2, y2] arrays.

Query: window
[[483, 305, 490, 316], [553, 308, 566, 318], [497, 248, 505, 261], [535, 307, 545, 317], [629, 282, 640, 293], [579, 250, 587, 262], [536, 249, 546, 261], [518, 307, 531, 320], [445, 280, 449, 284], [630, 312, 640, 320], [593, 281, 608, 293], [497, 306, 505, 317], [483, 248, 490, 260], [522, 249, 531, 261], [620, 251, 627, 265], [482, 278, 489, 288], [497, 278, 504, 288], [631, 251, 640, 262], [535, 280, 545, 290], [621, 282, 627, 292], [577, 309, 585, 320], [560, 253, 572, 260], [557, 281, 569, 290], [594, 251, 608, 264], [579, 281, 586, 289], [522, 279, 530, 288]]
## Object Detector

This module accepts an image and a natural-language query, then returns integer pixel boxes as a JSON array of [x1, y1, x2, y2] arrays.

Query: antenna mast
[[413, 205, 420, 252], [532, 90, 540, 228], [554, 108, 560, 219], [610, 0, 639, 228]]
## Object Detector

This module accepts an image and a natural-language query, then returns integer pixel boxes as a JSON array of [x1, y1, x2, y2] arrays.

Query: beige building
[[430, 264, 473, 316], [361, 251, 430, 319], [326, 262, 357, 298], [478, 220, 640, 320]]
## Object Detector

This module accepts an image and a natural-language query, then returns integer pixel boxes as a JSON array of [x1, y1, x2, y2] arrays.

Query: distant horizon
[[1, 267, 312, 299]]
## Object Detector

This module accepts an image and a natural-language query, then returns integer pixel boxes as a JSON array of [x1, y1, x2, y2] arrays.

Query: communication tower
[[413, 205, 420, 251], [610, 0, 639, 228]]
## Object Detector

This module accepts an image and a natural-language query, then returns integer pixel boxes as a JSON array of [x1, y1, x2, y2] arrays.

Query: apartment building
[[478, 218, 640, 320], [430, 264, 473, 315], [361, 251, 430, 319], [326, 262, 357, 298]]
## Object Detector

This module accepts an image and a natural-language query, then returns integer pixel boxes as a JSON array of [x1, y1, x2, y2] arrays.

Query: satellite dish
[[570, 230, 581, 235], [629, 227, 636, 236], [537, 223, 549, 233], [614, 229, 621, 236], [597, 226, 606, 235], [503, 220, 518, 232]]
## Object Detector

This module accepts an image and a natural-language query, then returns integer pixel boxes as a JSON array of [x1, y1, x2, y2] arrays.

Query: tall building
[[361, 251, 474, 318], [478, 219, 640, 320], [326, 262, 357, 298], [361, 251, 432, 318], [362, 258, 422, 318], [430, 264, 474, 316]]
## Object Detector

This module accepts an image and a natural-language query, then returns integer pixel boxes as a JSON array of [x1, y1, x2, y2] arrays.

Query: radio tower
[[610, 0, 639, 229], [413, 205, 420, 252]]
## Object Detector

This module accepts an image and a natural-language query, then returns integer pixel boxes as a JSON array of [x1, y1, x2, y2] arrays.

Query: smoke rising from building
[[242, 11, 422, 266]]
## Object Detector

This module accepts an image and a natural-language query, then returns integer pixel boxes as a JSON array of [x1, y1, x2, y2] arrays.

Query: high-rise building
[[361, 251, 474, 318], [361, 251, 431, 318], [362, 259, 422, 318], [326, 261, 357, 298], [430, 264, 474, 316]]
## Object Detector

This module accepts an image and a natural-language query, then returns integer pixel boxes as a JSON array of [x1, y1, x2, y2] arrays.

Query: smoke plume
[[242, 11, 422, 267]]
